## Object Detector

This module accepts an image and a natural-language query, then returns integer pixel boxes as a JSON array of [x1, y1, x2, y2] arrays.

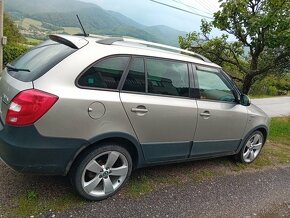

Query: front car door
[[191, 65, 248, 157], [120, 57, 198, 162]]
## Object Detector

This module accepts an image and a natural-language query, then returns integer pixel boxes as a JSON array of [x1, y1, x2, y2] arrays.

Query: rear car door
[[120, 57, 198, 163], [191, 65, 248, 157]]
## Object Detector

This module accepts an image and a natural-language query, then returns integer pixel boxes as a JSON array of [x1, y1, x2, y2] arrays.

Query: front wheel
[[235, 131, 264, 163], [70, 144, 132, 201]]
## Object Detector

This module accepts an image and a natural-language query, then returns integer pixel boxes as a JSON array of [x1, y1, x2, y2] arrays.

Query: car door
[[191, 65, 248, 156], [120, 57, 198, 162]]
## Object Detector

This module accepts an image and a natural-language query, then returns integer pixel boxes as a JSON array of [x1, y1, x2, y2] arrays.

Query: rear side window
[[8, 40, 76, 82], [122, 57, 145, 92], [147, 59, 189, 97], [78, 56, 130, 90]]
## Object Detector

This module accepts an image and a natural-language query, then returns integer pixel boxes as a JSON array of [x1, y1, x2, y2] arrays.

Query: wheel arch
[[65, 132, 145, 175], [236, 125, 269, 154]]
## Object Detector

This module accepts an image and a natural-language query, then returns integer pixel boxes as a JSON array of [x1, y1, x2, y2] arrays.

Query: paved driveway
[[252, 96, 290, 117]]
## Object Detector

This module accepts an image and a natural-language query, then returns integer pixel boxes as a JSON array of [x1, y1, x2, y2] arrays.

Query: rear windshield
[[7, 40, 76, 82]]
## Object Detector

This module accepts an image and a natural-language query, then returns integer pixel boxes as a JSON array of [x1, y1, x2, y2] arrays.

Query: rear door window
[[146, 58, 189, 97], [78, 56, 130, 90], [7, 40, 76, 82]]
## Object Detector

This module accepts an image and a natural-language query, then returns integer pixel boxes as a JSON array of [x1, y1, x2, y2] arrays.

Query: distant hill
[[5, 0, 186, 46], [5, 0, 96, 14]]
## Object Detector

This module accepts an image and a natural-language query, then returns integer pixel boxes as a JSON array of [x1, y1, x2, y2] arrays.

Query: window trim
[[193, 64, 239, 104], [120, 55, 192, 99], [145, 57, 191, 98], [75, 53, 234, 104], [75, 54, 131, 91], [220, 69, 242, 98], [118, 55, 146, 93]]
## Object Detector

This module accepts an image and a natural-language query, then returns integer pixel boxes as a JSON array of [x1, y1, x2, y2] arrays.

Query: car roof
[[50, 34, 221, 69]]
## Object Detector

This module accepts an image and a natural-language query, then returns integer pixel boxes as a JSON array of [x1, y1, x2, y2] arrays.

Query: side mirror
[[240, 94, 251, 106]]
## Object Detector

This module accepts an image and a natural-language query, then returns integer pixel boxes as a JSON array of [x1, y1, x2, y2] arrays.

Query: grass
[[124, 175, 155, 198], [63, 27, 82, 35], [19, 18, 43, 29], [268, 116, 290, 145], [190, 169, 218, 182], [25, 37, 43, 46], [9, 191, 84, 218]]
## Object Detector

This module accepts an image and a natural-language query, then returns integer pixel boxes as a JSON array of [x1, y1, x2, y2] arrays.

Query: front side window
[[196, 66, 236, 102], [78, 56, 130, 89], [146, 59, 189, 97]]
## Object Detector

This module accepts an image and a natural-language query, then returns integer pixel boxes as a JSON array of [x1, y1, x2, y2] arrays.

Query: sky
[[81, 0, 221, 32]]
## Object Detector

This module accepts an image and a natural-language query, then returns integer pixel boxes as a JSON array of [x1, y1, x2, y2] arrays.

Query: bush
[[267, 86, 278, 96], [3, 44, 28, 65]]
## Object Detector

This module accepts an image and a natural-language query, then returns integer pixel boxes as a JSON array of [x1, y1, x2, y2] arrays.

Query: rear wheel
[[70, 144, 132, 201]]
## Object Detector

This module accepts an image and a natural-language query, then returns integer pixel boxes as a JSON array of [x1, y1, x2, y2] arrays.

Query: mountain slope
[[5, 0, 186, 46], [5, 0, 96, 14]]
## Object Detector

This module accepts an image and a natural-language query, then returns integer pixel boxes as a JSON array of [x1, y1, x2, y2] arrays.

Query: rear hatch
[[0, 35, 87, 125], [0, 71, 33, 125]]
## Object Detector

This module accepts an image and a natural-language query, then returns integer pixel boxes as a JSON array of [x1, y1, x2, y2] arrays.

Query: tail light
[[6, 89, 58, 126]]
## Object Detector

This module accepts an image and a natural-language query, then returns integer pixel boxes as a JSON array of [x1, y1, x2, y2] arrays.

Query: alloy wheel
[[242, 133, 263, 163], [81, 151, 129, 197]]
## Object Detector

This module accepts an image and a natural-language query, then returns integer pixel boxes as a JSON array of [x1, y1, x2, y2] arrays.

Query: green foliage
[[4, 13, 26, 45], [3, 13, 28, 66], [179, 0, 290, 94], [27, 191, 39, 201], [250, 74, 290, 96], [267, 86, 278, 96], [3, 44, 28, 65]]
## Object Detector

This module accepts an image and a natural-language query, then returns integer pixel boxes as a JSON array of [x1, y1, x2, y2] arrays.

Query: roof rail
[[95, 36, 211, 63]]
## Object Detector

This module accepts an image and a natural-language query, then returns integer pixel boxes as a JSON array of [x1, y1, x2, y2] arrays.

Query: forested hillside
[[5, 0, 186, 46]]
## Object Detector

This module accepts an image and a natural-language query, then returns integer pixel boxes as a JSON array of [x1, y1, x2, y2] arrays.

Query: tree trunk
[[242, 74, 254, 94], [242, 56, 259, 94]]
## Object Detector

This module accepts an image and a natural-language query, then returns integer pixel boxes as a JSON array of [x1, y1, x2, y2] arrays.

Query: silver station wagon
[[0, 34, 269, 200]]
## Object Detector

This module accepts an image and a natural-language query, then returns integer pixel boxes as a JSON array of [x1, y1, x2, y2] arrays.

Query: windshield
[[7, 40, 76, 82]]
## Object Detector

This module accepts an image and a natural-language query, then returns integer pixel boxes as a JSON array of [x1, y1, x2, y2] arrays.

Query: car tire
[[70, 143, 132, 201], [235, 130, 265, 164]]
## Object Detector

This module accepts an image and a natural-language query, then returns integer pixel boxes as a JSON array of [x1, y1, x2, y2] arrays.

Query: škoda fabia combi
[[0, 34, 269, 200]]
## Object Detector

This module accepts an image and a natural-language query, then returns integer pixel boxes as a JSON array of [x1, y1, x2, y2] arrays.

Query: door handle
[[200, 111, 211, 118], [131, 107, 148, 113]]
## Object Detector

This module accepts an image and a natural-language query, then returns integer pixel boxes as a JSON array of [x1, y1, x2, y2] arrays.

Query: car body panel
[[0, 70, 33, 124], [194, 101, 248, 141], [0, 35, 270, 176], [120, 92, 198, 162]]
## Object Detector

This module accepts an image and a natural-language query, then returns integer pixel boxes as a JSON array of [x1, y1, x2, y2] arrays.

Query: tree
[[3, 13, 27, 65], [179, 0, 290, 94], [4, 13, 26, 44]]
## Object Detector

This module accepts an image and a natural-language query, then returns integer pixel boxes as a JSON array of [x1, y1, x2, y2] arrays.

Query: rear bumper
[[0, 124, 88, 175]]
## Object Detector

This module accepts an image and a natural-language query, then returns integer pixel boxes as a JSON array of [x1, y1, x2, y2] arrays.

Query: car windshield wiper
[[6, 63, 30, 72]]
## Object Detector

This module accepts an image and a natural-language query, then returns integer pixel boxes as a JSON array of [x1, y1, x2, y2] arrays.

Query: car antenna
[[76, 14, 89, 37]]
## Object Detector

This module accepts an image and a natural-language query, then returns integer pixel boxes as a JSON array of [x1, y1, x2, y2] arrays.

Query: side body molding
[[66, 132, 146, 173]]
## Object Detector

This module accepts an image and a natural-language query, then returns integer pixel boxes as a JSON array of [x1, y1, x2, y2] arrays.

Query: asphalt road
[[252, 96, 290, 117], [59, 166, 290, 218]]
